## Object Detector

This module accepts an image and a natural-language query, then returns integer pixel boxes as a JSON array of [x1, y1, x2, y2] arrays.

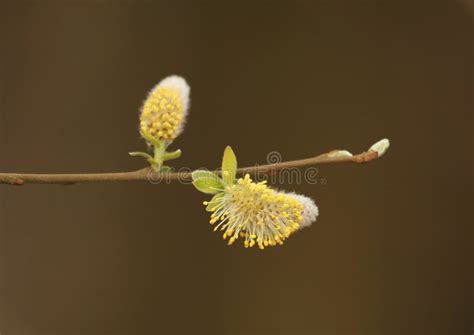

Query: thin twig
[[0, 139, 389, 186]]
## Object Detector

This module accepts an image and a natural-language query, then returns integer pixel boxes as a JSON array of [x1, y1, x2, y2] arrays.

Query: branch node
[[13, 178, 25, 186]]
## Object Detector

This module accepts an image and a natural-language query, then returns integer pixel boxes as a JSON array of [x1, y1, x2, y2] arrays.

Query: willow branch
[[0, 139, 389, 186]]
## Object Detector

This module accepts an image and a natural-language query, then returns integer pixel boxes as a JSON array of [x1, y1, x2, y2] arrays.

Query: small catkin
[[140, 75, 190, 142]]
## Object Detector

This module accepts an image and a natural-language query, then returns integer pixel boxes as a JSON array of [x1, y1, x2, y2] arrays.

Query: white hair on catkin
[[287, 192, 319, 229], [157, 75, 190, 115]]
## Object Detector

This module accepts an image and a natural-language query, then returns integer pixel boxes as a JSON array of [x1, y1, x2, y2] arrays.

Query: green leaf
[[129, 151, 159, 168], [192, 179, 224, 194], [162, 149, 182, 161], [191, 170, 224, 194], [221, 146, 237, 185], [206, 193, 225, 212], [129, 151, 154, 160], [192, 170, 220, 182]]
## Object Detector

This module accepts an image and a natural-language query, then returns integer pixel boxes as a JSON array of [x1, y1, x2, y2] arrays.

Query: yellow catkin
[[203, 174, 304, 249], [140, 86, 184, 142]]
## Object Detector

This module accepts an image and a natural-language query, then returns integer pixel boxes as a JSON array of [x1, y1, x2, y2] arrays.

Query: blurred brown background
[[0, 1, 472, 334]]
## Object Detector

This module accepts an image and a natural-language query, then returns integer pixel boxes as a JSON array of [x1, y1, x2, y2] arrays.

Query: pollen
[[140, 75, 190, 142], [203, 174, 308, 249]]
